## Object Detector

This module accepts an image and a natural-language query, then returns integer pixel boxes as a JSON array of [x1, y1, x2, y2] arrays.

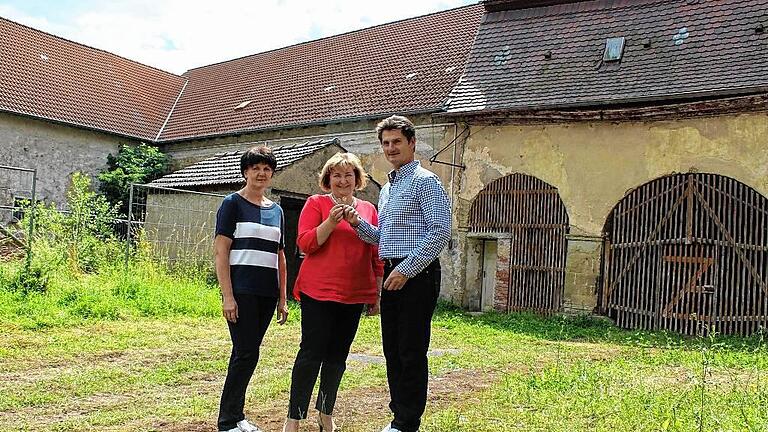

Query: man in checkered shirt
[[345, 115, 451, 432]]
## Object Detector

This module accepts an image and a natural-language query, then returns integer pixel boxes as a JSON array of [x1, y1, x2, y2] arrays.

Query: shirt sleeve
[[355, 217, 380, 244], [355, 187, 384, 244], [366, 204, 384, 277], [278, 205, 285, 250], [215, 196, 237, 239], [296, 196, 323, 254], [395, 175, 452, 278]]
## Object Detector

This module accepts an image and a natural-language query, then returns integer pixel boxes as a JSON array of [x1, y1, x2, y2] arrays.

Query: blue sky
[[0, 0, 476, 74]]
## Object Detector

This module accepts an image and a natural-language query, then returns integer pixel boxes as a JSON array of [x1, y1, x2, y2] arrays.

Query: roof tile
[[150, 138, 340, 188], [447, 0, 768, 112], [0, 17, 187, 140], [158, 5, 484, 141]]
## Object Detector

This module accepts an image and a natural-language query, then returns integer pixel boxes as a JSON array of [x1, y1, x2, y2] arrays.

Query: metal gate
[[468, 174, 569, 314], [601, 173, 768, 336], [127, 184, 225, 267], [0, 165, 36, 262]]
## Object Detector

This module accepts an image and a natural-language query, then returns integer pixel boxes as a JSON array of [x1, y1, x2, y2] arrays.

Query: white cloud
[[1, 0, 475, 74]]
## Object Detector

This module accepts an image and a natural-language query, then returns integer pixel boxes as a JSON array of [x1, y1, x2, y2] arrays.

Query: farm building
[[3, 0, 768, 336], [440, 0, 768, 335]]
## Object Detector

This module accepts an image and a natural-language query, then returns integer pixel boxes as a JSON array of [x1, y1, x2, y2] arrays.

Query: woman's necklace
[[329, 194, 356, 207]]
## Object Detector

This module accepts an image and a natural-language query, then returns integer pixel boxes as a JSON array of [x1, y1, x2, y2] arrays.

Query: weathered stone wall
[[0, 111, 137, 207], [449, 112, 768, 314], [268, 145, 381, 203]]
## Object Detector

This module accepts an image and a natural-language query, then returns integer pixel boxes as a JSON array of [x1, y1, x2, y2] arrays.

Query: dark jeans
[[288, 293, 364, 419], [217, 293, 277, 431], [381, 260, 440, 432]]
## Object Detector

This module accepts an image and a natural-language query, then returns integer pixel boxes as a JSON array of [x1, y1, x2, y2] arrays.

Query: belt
[[383, 257, 406, 267], [383, 257, 440, 270]]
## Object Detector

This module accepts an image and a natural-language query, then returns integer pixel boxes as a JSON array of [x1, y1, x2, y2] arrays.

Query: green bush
[[24, 172, 120, 275], [98, 143, 169, 215], [8, 263, 49, 294]]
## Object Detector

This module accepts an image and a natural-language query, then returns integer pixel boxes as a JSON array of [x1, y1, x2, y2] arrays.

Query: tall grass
[[0, 172, 221, 329]]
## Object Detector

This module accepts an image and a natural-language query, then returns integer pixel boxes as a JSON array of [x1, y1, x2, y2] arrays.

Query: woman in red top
[[283, 152, 383, 432]]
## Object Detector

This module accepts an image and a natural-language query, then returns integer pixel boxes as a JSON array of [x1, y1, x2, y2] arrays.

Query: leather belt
[[383, 257, 406, 268], [383, 257, 440, 271]]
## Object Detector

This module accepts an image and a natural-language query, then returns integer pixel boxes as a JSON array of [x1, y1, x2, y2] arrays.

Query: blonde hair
[[318, 152, 368, 192]]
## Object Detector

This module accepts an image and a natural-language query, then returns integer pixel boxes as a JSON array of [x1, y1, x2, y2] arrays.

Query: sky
[[0, 0, 476, 75]]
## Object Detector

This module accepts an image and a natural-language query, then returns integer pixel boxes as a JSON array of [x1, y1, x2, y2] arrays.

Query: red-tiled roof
[[0, 17, 187, 140], [447, 0, 768, 113], [158, 4, 484, 142], [150, 139, 341, 188]]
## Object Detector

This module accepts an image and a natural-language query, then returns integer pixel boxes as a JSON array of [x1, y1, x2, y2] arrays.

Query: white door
[[481, 240, 497, 311]]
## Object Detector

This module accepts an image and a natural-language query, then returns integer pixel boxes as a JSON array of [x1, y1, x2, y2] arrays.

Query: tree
[[98, 143, 169, 215]]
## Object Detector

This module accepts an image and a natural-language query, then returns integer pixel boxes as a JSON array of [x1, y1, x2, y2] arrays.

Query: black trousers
[[288, 293, 364, 419], [217, 293, 277, 431], [381, 260, 440, 432]]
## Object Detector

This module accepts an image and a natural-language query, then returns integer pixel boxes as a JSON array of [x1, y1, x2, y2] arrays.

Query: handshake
[[329, 203, 360, 227]]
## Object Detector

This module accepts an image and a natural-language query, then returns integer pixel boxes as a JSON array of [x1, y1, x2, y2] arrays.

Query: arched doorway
[[600, 173, 768, 336], [468, 174, 569, 314]]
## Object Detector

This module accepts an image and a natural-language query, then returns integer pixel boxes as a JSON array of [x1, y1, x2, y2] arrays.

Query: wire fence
[[126, 184, 225, 269], [0, 165, 36, 263]]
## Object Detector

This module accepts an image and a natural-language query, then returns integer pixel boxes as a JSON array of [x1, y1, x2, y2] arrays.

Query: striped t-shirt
[[215, 193, 285, 297]]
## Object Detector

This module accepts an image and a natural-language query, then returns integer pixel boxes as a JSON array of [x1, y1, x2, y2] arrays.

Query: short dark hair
[[240, 145, 277, 177], [376, 115, 416, 143]]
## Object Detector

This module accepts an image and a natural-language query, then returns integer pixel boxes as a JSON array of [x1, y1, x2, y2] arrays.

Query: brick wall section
[[494, 238, 511, 311]]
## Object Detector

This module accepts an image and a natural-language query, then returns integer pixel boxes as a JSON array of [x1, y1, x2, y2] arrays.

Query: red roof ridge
[[182, 3, 482, 74], [154, 80, 189, 141]]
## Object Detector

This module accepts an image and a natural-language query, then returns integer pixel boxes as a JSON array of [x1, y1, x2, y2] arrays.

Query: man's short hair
[[318, 152, 369, 192], [376, 115, 416, 143], [240, 145, 277, 177]]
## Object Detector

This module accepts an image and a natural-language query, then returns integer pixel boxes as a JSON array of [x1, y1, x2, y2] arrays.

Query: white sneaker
[[219, 428, 239, 432], [380, 424, 404, 432], [236, 419, 263, 432]]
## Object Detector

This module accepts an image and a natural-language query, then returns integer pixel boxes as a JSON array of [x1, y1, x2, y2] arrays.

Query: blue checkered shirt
[[356, 161, 451, 278]]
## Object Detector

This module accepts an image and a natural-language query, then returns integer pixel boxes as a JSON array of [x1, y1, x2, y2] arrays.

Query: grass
[[2, 294, 768, 431], [1, 260, 767, 431]]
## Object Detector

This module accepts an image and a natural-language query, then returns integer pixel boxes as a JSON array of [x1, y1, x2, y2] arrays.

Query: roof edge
[[158, 108, 442, 144], [482, 0, 585, 12], [0, 107, 154, 142], [438, 92, 768, 122], [443, 86, 768, 117]]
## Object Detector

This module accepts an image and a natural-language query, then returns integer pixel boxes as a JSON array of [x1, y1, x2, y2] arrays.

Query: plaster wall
[[450, 112, 768, 313], [0, 112, 137, 207]]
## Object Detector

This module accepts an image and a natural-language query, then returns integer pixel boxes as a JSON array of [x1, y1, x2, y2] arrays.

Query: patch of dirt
[[160, 368, 498, 432]]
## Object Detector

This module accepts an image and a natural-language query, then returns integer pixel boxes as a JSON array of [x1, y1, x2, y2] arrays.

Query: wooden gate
[[469, 174, 569, 314], [601, 173, 768, 336]]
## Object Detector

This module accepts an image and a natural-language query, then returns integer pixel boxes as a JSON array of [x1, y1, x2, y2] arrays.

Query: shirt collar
[[387, 160, 420, 183]]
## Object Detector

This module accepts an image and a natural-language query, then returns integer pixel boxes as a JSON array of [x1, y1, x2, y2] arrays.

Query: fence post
[[25, 168, 37, 270], [125, 183, 134, 271]]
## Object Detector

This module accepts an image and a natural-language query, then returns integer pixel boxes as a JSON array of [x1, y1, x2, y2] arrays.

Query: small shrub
[[98, 143, 169, 215], [7, 264, 49, 294]]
